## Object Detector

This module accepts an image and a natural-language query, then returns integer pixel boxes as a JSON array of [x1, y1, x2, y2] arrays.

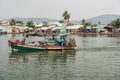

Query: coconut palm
[[26, 21, 35, 28], [62, 10, 70, 26], [9, 18, 16, 26], [81, 19, 86, 26]]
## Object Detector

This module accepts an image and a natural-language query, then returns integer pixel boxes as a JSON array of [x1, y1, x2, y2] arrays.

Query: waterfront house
[[80, 26, 91, 33], [0, 21, 9, 26], [66, 25, 83, 33], [96, 25, 106, 32], [0, 25, 9, 34], [51, 26, 64, 33], [40, 26, 54, 34], [35, 22, 44, 28], [9, 25, 30, 34], [103, 26, 115, 32], [116, 28, 120, 32], [99, 29, 108, 34], [91, 27, 98, 33], [48, 22, 63, 27]]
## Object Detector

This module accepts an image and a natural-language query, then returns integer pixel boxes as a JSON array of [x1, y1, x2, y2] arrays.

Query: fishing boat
[[8, 34, 76, 51]]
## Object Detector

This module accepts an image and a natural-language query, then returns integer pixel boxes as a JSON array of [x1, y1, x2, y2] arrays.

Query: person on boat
[[52, 35, 55, 40], [15, 39, 19, 44], [64, 40, 67, 46], [22, 38, 26, 44], [67, 38, 76, 47], [71, 38, 76, 47], [67, 38, 73, 47], [12, 27, 15, 34], [68, 41, 72, 47], [21, 35, 28, 44], [61, 42, 64, 46], [15, 39, 22, 45]]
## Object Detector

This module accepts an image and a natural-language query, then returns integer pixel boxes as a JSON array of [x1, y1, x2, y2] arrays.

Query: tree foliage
[[110, 18, 120, 28], [81, 19, 92, 27], [59, 20, 64, 23], [62, 10, 71, 26], [81, 19, 86, 26], [92, 24, 98, 27], [9, 18, 16, 26], [26, 21, 35, 28], [85, 22, 92, 26]]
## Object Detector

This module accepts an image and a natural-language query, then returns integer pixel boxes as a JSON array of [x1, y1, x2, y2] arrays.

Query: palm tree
[[9, 18, 16, 26], [81, 19, 86, 26], [62, 10, 70, 26], [26, 21, 35, 28]]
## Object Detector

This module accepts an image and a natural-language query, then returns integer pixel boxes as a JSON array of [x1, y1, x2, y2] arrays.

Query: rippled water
[[0, 34, 120, 80]]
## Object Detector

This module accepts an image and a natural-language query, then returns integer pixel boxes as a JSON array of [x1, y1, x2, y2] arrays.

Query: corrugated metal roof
[[66, 25, 83, 29]]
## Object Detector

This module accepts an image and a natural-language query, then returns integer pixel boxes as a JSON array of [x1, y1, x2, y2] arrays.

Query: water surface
[[0, 34, 120, 80]]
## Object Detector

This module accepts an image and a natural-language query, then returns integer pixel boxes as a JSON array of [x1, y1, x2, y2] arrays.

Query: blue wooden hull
[[11, 44, 46, 51], [10, 44, 75, 51]]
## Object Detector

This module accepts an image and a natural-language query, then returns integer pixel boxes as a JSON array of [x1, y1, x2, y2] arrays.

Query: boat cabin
[[44, 34, 68, 46]]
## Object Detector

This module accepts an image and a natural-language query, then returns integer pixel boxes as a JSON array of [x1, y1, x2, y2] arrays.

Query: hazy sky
[[0, 0, 120, 20]]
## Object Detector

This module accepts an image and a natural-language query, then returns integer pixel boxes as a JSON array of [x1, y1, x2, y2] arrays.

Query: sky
[[0, 0, 120, 20]]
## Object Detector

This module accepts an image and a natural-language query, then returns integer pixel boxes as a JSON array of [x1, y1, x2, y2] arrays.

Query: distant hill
[[86, 14, 120, 24], [5, 17, 58, 24], [71, 20, 81, 24], [4, 14, 120, 24]]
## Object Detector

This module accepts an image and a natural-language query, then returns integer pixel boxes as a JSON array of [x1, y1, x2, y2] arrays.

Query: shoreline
[[2, 32, 120, 37]]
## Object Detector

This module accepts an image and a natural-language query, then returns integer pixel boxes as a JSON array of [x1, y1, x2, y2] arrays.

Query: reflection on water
[[6, 50, 77, 80], [9, 50, 76, 63], [76, 34, 120, 37]]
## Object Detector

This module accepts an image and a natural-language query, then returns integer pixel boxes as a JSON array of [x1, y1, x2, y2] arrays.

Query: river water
[[0, 34, 120, 80]]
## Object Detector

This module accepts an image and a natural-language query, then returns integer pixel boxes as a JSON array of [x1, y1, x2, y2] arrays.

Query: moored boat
[[8, 34, 76, 51]]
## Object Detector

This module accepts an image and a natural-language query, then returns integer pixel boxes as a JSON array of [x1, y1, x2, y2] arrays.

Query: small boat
[[8, 34, 76, 51]]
